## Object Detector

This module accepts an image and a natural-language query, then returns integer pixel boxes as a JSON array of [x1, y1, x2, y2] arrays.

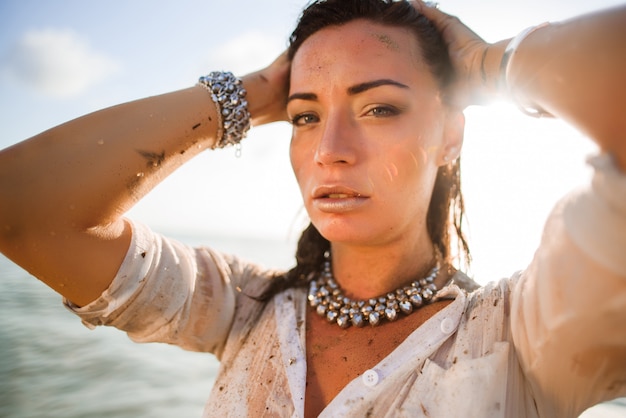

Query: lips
[[311, 185, 368, 213], [313, 186, 364, 199]]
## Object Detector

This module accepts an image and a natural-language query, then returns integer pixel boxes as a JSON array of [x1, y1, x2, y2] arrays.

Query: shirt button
[[362, 369, 380, 387], [440, 317, 455, 334]]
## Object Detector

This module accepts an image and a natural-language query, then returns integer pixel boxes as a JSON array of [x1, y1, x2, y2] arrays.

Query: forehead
[[291, 19, 426, 88]]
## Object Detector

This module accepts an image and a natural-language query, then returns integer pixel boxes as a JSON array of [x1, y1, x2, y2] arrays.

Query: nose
[[314, 111, 358, 166]]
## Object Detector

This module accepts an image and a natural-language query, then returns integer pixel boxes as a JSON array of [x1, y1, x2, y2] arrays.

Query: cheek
[[288, 140, 297, 174], [382, 112, 445, 164], [374, 141, 433, 187], [289, 140, 311, 195], [368, 143, 439, 216]]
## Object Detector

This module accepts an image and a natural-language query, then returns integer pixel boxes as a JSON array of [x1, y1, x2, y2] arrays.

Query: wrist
[[498, 23, 553, 117], [241, 72, 273, 126], [480, 40, 509, 100], [243, 52, 290, 126], [242, 69, 289, 127], [197, 71, 251, 149]]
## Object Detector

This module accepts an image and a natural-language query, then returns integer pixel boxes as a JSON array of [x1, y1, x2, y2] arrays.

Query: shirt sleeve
[[64, 220, 253, 357], [511, 154, 626, 417]]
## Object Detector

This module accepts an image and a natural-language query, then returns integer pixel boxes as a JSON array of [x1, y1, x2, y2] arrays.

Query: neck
[[329, 235, 437, 300]]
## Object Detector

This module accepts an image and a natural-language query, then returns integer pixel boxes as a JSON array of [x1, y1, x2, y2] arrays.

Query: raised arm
[[0, 53, 289, 307], [417, 1, 626, 170], [416, 2, 626, 413]]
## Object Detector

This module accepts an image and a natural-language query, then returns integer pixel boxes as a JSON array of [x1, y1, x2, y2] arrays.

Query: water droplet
[[136, 172, 144, 177]]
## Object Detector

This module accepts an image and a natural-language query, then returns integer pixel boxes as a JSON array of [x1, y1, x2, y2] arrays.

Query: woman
[[0, 0, 624, 416]]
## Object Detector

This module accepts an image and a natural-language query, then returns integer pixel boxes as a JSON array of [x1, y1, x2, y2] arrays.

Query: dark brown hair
[[264, 0, 469, 297]]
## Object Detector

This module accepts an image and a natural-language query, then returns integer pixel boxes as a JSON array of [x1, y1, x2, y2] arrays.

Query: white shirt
[[66, 155, 626, 417]]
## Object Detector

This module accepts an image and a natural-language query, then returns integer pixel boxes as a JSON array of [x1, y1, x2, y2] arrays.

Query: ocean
[[1, 234, 624, 417], [0, 233, 295, 418]]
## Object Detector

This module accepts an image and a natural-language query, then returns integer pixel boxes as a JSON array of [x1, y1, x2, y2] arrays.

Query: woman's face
[[288, 19, 463, 247]]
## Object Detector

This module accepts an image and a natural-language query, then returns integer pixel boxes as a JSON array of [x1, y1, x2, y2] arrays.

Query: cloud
[[208, 32, 284, 75], [1, 28, 120, 98]]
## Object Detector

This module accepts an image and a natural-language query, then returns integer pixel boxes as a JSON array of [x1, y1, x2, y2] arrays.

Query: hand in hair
[[242, 51, 292, 126], [412, 0, 496, 109], [416, 0, 626, 170]]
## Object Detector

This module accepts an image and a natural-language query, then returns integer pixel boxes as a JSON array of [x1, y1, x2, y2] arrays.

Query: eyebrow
[[287, 79, 409, 103], [348, 79, 408, 95]]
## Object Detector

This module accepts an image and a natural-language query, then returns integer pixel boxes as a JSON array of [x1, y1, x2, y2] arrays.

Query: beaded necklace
[[307, 252, 440, 329]]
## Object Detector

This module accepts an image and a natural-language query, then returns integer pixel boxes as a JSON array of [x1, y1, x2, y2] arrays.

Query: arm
[[415, 1, 626, 412], [416, 1, 626, 170], [0, 53, 289, 307], [510, 157, 626, 415]]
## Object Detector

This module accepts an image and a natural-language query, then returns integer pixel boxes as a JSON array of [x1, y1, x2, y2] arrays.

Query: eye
[[290, 112, 320, 127], [364, 105, 400, 118]]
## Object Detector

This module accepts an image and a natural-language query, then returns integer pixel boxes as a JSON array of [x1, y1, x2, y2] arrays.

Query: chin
[[314, 220, 385, 246]]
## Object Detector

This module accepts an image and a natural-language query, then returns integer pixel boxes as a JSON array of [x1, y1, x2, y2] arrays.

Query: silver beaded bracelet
[[500, 22, 553, 118], [197, 71, 251, 148]]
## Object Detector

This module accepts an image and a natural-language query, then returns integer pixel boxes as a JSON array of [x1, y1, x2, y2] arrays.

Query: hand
[[242, 51, 291, 126], [413, 1, 498, 109]]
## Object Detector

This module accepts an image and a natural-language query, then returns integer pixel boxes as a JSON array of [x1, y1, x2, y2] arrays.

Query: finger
[[413, 0, 479, 43], [412, 0, 452, 27]]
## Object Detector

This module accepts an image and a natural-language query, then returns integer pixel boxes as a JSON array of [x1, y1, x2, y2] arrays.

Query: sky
[[0, 0, 623, 284]]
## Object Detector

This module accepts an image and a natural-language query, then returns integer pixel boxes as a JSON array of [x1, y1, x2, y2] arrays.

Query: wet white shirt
[[66, 155, 626, 417]]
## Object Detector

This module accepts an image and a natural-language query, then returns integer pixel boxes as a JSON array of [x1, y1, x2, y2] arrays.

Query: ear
[[438, 110, 465, 166]]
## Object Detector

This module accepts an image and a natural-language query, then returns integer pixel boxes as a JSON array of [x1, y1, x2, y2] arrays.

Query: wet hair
[[262, 0, 469, 298]]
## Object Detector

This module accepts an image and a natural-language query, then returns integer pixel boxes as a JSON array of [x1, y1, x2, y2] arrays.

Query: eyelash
[[290, 105, 400, 127], [290, 113, 319, 127], [365, 105, 400, 118]]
